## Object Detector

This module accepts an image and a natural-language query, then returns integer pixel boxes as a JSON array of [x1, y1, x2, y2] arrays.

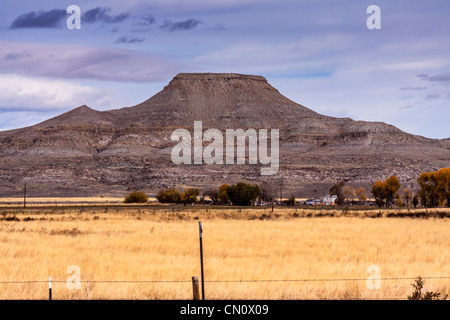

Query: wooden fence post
[[192, 276, 200, 300]]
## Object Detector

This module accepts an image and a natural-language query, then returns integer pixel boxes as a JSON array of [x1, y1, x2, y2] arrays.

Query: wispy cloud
[[136, 15, 155, 26], [115, 36, 145, 44], [417, 73, 450, 83], [0, 41, 181, 82], [398, 86, 427, 91], [426, 93, 441, 101], [4, 51, 31, 60], [160, 19, 202, 31], [82, 7, 130, 24]]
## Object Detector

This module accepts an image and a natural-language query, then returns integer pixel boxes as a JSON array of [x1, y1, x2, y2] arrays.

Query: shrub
[[124, 191, 148, 203], [156, 188, 181, 203], [407, 276, 448, 300]]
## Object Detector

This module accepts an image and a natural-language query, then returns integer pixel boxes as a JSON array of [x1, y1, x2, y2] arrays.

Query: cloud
[[0, 41, 182, 83], [160, 19, 202, 31], [0, 74, 115, 112], [9, 7, 130, 29], [428, 73, 450, 83], [132, 15, 156, 32], [417, 73, 450, 83], [9, 9, 66, 29], [426, 93, 441, 101], [115, 36, 145, 44], [417, 74, 429, 80], [82, 7, 130, 24], [381, 60, 446, 71], [398, 86, 427, 91], [136, 15, 155, 26], [4, 51, 31, 60]]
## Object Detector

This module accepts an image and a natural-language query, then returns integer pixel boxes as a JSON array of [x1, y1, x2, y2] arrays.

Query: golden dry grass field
[[0, 205, 448, 300]]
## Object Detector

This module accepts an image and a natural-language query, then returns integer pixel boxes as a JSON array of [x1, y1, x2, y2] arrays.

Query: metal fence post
[[49, 277, 52, 300], [199, 221, 205, 300]]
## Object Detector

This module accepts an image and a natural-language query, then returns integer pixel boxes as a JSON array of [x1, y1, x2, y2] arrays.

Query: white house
[[322, 195, 338, 206]]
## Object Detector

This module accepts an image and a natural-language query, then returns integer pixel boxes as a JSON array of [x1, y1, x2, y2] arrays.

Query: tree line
[[156, 183, 261, 206], [124, 167, 449, 208], [369, 168, 449, 208]]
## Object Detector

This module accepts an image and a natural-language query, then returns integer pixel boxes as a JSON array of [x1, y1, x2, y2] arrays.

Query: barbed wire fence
[[1, 275, 448, 300]]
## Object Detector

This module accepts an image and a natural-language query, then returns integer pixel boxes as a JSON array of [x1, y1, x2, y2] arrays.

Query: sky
[[0, 0, 449, 139]]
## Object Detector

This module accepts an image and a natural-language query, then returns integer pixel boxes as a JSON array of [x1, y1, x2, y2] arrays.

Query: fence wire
[[1, 275, 448, 284]]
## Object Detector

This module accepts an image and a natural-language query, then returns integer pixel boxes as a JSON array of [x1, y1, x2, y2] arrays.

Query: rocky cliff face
[[0, 73, 448, 197]]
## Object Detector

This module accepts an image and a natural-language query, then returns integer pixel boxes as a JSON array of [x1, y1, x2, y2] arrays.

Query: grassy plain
[[0, 204, 448, 300]]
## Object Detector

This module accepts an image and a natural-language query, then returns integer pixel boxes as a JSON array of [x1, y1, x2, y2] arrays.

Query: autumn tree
[[383, 176, 401, 207], [412, 195, 419, 208], [355, 187, 367, 202], [329, 181, 346, 205], [371, 181, 384, 207], [285, 195, 296, 206], [371, 176, 401, 207], [395, 194, 404, 207], [227, 182, 260, 206], [403, 188, 413, 207], [203, 189, 219, 205], [436, 168, 450, 206], [342, 185, 355, 204], [156, 187, 181, 203], [259, 181, 276, 203], [181, 188, 200, 204], [418, 172, 438, 207], [418, 168, 450, 207], [218, 184, 230, 204]]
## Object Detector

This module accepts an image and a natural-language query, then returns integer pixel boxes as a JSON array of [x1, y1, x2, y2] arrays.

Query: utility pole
[[23, 182, 27, 208], [279, 177, 283, 204]]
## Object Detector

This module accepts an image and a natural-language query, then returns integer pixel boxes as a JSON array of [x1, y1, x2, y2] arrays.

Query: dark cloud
[[428, 73, 450, 83], [160, 19, 202, 32], [115, 36, 145, 44], [137, 15, 155, 26], [9, 7, 129, 29], [10, 9, 66, 29], [417, 73, 450, 83], [416, 74, 429, 80], [426, 93, 440, 101], [82, 7, 130, 24], [4, 51, 31, 60], [398, 86, 427, 91]]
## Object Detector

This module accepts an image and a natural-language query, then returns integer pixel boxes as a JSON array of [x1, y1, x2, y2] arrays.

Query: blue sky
[[0, 0, 449, 138]]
